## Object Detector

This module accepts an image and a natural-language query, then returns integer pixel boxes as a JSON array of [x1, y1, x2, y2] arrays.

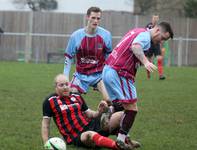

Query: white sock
[[117, 133, 126, 142], [109, 106, 114, 113]]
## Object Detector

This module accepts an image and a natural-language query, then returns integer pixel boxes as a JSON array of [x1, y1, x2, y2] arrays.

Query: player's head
[[86, 6, 102, 16], [54, 74, 70, 97], [151, 21, 174, 44], [159, 22, 174, 39], [86, 7, 102, 31]]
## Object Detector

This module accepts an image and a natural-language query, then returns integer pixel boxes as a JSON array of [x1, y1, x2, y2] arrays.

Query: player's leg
[[103, 111, 141, 149], [97, 79, 116, 132], [155, 44, 165, 80], [109, 110, 141, 148], [114, 77, 139, 148], [97, 80, 111, 104], [102, 65, 140, 148], [156, 55, 165, 79], [70, 72, 90, 94], [116, 103, 140, 149], [80, 131, 119, 149], [99, 111, 123, 133]]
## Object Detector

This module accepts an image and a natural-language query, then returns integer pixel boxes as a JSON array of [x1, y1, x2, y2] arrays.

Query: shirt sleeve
[[104, 31, 113, 59], [43, 98, 53, 117], [63, 55, 72, 77], [132, 32, 151, 51], [65, 33, 77, 58], [63, 32, 78, 77]]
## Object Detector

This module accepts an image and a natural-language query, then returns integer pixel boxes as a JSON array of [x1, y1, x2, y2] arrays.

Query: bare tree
[[184, 0, 197, 18], [12, 0, 27, 9], [134, 0, 185, 17], [134, 0, 157, 15], [27, 0, 58, 11]]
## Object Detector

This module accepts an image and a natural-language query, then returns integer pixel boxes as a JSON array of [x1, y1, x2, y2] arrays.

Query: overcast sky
[[0, 0, 134, 13]]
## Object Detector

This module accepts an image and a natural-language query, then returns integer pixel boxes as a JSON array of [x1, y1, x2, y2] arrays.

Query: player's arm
[[63, 33, 77, 80], [63, 55, 72, 78], [41, 117, 51, 144], [85, 101, 108, 118], [131, 44, 157, 72], [104, 31, 113, 59], [42, 97, 53, 144]]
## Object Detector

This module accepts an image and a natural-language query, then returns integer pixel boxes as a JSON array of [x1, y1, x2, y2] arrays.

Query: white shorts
[[71, 72, 102, 93]]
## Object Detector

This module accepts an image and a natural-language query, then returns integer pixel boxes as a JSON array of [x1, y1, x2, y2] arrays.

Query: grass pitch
[[0, 61, 197, 150]]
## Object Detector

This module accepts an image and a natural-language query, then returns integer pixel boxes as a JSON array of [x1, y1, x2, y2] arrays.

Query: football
[[44, 137, 66, 150]]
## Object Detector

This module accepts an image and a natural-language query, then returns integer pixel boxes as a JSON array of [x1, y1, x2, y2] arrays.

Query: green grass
[[0, 61, 197, 150]]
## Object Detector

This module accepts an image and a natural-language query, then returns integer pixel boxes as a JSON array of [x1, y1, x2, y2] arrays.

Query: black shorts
[[145, 43, 161, 58], [70, 117, 110, 148]]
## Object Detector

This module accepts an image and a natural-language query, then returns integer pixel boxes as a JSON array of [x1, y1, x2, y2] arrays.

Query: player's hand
[[98, 101, 108, 114], [144, 61, 157, 72]]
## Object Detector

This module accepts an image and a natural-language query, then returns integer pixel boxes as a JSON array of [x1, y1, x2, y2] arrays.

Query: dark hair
[[86, 7, 102, 16], [159, 22, 174, 39]]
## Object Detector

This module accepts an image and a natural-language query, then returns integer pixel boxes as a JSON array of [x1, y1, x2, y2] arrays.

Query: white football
[[44, 137, 66, 150]]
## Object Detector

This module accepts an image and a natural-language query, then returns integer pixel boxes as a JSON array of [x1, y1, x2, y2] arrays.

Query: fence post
[[185, 18, 190, 66], [134, 15, 139, 28], [24, 11, 33, 63], [177, 37, 183, 67]]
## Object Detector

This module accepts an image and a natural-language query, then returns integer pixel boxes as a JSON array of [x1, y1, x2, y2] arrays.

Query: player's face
[[55, 77, 70, 97], [86, 11, 101, 30], [152, 27, 170, 44]]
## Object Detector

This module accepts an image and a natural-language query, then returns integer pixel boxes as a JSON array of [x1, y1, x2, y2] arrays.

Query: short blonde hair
[[54, 74, 69, 86]]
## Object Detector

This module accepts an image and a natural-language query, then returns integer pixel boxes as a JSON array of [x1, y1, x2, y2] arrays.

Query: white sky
[[0, 0, 134, 13]]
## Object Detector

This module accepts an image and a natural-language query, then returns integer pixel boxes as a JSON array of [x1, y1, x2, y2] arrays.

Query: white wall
[[0, 0, 133, 13]]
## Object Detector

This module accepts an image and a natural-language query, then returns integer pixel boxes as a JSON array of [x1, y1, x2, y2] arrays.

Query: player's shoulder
[[134, 28, 149, 37], [42, 93, 57, 107], [71, 28, 85, 37], [44, 93, 58, 102], [132, 28, 147, 33], [97, 26, 111, 35]]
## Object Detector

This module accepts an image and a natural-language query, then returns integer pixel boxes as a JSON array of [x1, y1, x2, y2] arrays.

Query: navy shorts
[[70, 117, 109, 148]]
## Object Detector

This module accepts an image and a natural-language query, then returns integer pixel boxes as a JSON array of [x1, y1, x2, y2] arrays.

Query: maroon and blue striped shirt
[[106, 28, 148, 80]]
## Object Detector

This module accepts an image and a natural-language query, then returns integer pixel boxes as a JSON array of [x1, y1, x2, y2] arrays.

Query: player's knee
[[81, 131, 97, 147], [122, 103, 138, 111]]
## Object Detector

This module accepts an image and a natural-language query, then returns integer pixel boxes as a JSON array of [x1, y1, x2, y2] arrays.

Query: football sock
[[157, 58, 163, 76], [119, 110, 137, 137], [117, 133, 127, 142], [92, 133, 117, 149]]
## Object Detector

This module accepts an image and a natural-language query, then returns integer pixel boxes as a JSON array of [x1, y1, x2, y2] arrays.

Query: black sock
[[120, 110, 137, 134]]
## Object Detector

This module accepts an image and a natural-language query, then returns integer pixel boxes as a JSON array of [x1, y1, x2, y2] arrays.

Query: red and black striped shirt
[[42, 93, 91, 144]]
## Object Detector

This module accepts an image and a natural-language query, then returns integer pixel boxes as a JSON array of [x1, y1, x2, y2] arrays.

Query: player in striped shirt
[[102, 22, 174, 147], [41, 74, 135, 149], [63, 7, 112, 105]]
